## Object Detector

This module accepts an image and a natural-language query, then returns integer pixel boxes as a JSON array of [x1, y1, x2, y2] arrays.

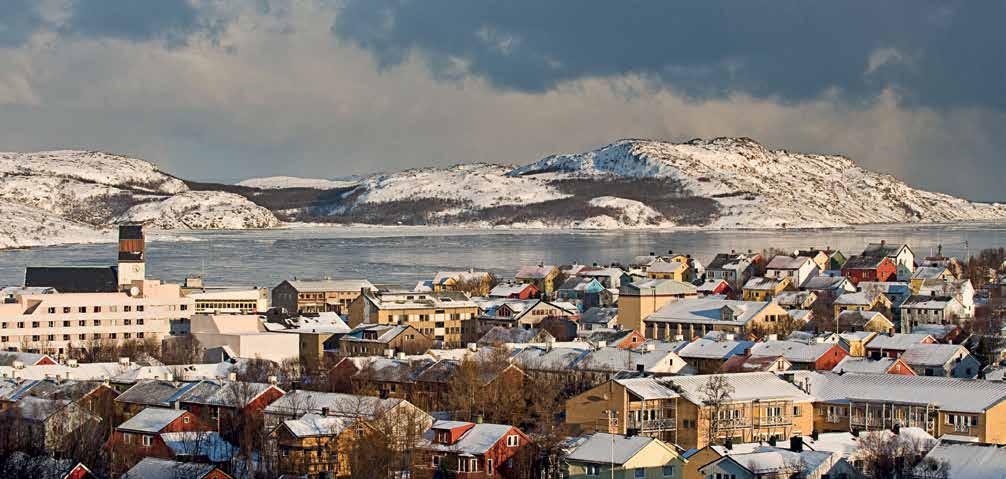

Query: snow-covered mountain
[[0, 150, 279, 249], [241, 137, 1006, 229], [235, 176, 360, 190]]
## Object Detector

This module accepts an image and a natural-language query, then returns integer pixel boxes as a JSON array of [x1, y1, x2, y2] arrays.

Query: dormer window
[[436, 430, 450, 444], [506, 434, 519, 447]]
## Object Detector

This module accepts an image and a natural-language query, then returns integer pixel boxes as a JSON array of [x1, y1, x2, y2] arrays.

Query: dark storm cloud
[[0, 0, 45, 47], [332, 1, 1006, 110], [62, 0, 228, 46]]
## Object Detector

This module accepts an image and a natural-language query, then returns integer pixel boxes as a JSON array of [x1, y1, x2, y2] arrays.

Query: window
[[663, 465, 674, 477], [124, 306, 132, 312], [137, 319, 144, 325], [63, 307, 71, 314], [16, 322, 23, 329], [182, 416, 190, 424], [487, 459, 494, 476], [432, 455, 441, 467], [141, 435, 152, 447], [78, 320, 85, 327], [109, 305, 118, 313], [124, 319, 131, 326], [123, 432, 131, 444], [136, 305, 144, 312], [62, 335, 69, 341], [93, 306, 101, 313], [124, 333, 131, 339], [47, 321, 53, 328], [0, 337, 7, 343], [506, 434, 519, 447], [137, 332, 144, 338], [47, 307, 55, 314], [78, 334, 85, 340], [793, 406, 801, 416], [46, 335, 54, 341], [62, 321, 70, 327], [78, 307, 86, 313], [93, 320, 101, 327], [31, 322, 39, 328], [109, 333, 116, 339], [586, 465, 600, 476], [634, 468, 645, 479], [180, 304, 188, 311]]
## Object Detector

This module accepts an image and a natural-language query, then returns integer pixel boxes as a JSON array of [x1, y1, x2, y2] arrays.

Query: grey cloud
[[332, 1, 1006, 111], [62, 0, 230, 46], [0, 0, 45, 47]]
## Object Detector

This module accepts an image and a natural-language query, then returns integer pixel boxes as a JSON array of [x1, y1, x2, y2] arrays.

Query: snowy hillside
[[0, 150, 280, 249], [236, 176, 359, 190], [252, 137, 1006, 229]]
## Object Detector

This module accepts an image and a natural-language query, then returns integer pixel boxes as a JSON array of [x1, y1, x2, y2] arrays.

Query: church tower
[[117, 224, 146, 289]]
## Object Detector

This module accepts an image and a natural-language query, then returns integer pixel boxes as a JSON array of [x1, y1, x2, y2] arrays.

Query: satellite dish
[[129, 286, 140, 297]]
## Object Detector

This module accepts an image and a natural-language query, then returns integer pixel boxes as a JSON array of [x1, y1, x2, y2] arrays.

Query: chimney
[[227, 372, 237, 381], [384, 349, 394, 358], [668, 250, 673, 255], [767, 436, 777, 447], [724, 333, 735, 341], [724, 438, 733, 450], [67, 359, 78, 368], [12, 361, 24, 370], [767, 333, 778, 341], [649, 252, 655, 256], [790, 436, 804, 452], [321, 407, 330, 416], [476, 414, 484, 424], [268, 375, 278, 385], [467, 343, 478, 352], [173, 400, 180, 410], [811, 430, 819, 440], [396, 352, 406, 360], [597, 341, 607, 349]]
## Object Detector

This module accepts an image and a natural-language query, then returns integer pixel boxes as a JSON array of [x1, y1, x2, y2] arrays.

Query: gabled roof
[[661, 372, 815, 405], [676, 338, 754, 360], [842, 255, 888, 270], [515, 265, 557, 279], [160, 431, 236, 462], [565, 433, 658, 465], [647, 261, 687, 274], [750, 340, 838, 364], [116, 381, 201, 407], [123, 458, 223, 479], [912, 266, 951, 280], [117, 407, 186, 433], [620, 278, 697, 296], [421, 421, 516, 455], [280, 413, 356, 438], [802, 275, 852, 291], [866, 333, 934, 351], [804, 372, 1006, 413], [916, 442, 1006, 479], [478, 326, 551, 345], [488, 283, 535, 297], [901, 295, 959, 310], [264, 390, 410, 420], [283, 279, 375, 292], [862, 242, 910, 258], [831, 356, 903, 374], [901, 343, 968, 367], [766, 255, 813, 270], [647, 298, 772, 326], [579, 307, 618, 325], [613, 377, 680, 400], [833, 292, 874, 306], [743, 276, 786, 291]]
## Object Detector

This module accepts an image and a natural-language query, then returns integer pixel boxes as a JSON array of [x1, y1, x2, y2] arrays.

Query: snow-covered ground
[[236, 176, 359, 190]]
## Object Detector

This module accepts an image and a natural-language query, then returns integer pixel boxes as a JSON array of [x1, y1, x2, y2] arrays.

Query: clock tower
[[117, 224, 146, 289]]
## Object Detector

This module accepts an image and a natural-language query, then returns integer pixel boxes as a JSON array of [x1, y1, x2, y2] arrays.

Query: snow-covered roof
[[614, 377, 680, 400], [866, 333, 934, 351], [579, 307, 618, 325], [912, 266, 950, 280], [581, 346, 682, 374], [750, 340, 836, 363], [565, 433, 657, 465], [901, 295, 959, 310], [647, 297, 772, 327], [804, 372, 1006, 413], [620, 278, 697, 296], [715, 448, 834, 475], [831, 356, 900, 374], [677, 337, 754, 360], [123, 458, 219, 479], [117, 408, 186, 433], [766, 255, 813, 270], [647, 261, 687, 274], [264, 390, 410, 420], [915, 442, 1006, 479], [743, 276, 785, 291], [662, 372, 814, 405], [515, 265, 556, 279], [696, 279, 729, 293], [281, 413, 356, 438], [803, 276, 851, 291], [774, 291, 814, 306], [833, 292, 873, 306], [160, 431, 236, 462], [488, 283, 534, 297], [421, 421, 515, 455], [900, 343, 967, 367], [285, 279, 375, 292]]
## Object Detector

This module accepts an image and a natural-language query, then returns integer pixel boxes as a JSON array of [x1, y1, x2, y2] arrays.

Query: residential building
[[107, 407, 234, 475], [748, 338, 848, 371], [831, 356, 916, 376], [0, 279, 194, 356], [832, 291, 893, 318], [556, 276, 606, 309], [617, 279, 698, 332], [414, 420, 536, 479], [271, 413, 369, 478], [910, 266, 955, 292], [911, 441, 1006, 479], [918, 278, 976, 317], [721, 354, 793, 373], [773, 291, 817, 310], [271, 279, 376, 315], [641, 298, 793, 340], [578, 266, 632, 289], [861, 241, 916, 280], [900, 343, 980, 378], [805, 372, 1006, 444], [335, 324, 429, 357], [647, 261, 691, 282], [514, 264, 560, 296], [841, 255, 897, 285], [566, 377, 681, 443], [696, 279, 732, 297], [864, 333, 936, 359], [765, 255, 819, 287], [185, 287, 269, 314], [123, 458, 233, 479], [488, 283, 539, 300], [578, 307, 619, 331], [900, 295, 969, 333], [564, 433, 684, 479], [189, 314, 300, 363], [346, 290, 480, 347], [676, 336, 755, 374], [741, 277, 792, 302], [795, 248, 847, 271], [417, 270, 494, 296], [833, 310, 895, 334], [706, 253, 756, 291], [697, 446, 840, 479]]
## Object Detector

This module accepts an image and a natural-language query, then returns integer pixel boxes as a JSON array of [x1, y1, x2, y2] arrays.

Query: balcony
[[627, 417, 677, 432], [756, 416, 792, 427], [716, 418, 751, 430], [825, 415, 843, 424], [953, 424, 974, 434]]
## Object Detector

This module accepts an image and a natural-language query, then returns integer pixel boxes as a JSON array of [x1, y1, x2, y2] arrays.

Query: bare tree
[[857, 430, 939, 479], [698, 374, 735, 447]]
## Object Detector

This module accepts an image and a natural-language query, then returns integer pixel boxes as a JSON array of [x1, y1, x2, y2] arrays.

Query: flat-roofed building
[[271, 279, 376, 315]]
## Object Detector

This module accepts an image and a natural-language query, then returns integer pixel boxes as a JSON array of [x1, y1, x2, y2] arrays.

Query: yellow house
[[648, 261, 692, 282], [427, 271, 493, 296], [642, 297, 795, 340], [832, 291, 893, 318], [565, 433, 685, 479], [515, 264, 560, 296], [346, 290, 480, 347], [910, 266, 955, 293], [836, 331, 878, 357], [566, 377, 681, 444], [271, 414, 369, 478], [741, 277, 792, 302], [617, 279, 699, 332], [834, 310, 894, 334]]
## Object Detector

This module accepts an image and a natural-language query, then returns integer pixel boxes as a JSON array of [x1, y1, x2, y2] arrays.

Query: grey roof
[[123, 458, 219, 479], [743, 276, 785, 291], [620, 278, 697, 296], [281, 413, 356, 438], [833, 292, 873, 306], [160, 431, 236, 462], [766, 255, 813, 270], [862, 242, 909, 258], [24, 266, 118, 293], [749, 340, 837, 363], [0, 352, 53, 367], [831, 356, 900, 374], [900, 343, 967, 367], [477, 326, 551, 345], [116, 381, 201, 407], [488, 283, 534, 297], [421, 421, 515, 455], [264, 390, 407, 419], [515, 265, 556, 279], [805, 372, 1006, 413], [565, 433, 657, 465], [775, 291, 815, 307], [284, 279, 375, 292], [647, 298, 772, 327], [661, 372, 815, 405], [802, 276, 852, 291], [117, 407, 186, 433], [614, 377, 680, 400], [916, 442, 1006, 479], [866, 333, 934, 351], [901, 295, 958, 310], [579, 307, 618, 325], [677, 338, 754, 360], [843, 255, 887, 270]]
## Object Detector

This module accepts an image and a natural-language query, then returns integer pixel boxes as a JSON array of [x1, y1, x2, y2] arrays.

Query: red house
[[107, 407, 235, 475], [841, 255, 897, 284], [749, 339, 848, 371], [416, 420, 536, 479], [488, 283, 540, 300]]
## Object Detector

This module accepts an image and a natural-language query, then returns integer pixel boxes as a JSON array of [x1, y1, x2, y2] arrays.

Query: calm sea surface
[[1, 224, 1005, 289]]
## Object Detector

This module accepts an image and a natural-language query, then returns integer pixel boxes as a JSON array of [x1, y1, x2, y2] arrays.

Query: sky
[[0, 1, 1003, 201]]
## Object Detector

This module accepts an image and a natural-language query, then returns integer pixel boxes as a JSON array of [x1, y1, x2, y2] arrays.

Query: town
[[0, 225, 1004, 479]]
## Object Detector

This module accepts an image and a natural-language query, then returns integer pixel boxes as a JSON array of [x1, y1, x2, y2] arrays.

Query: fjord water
[[1, 224, 1004, 288]]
